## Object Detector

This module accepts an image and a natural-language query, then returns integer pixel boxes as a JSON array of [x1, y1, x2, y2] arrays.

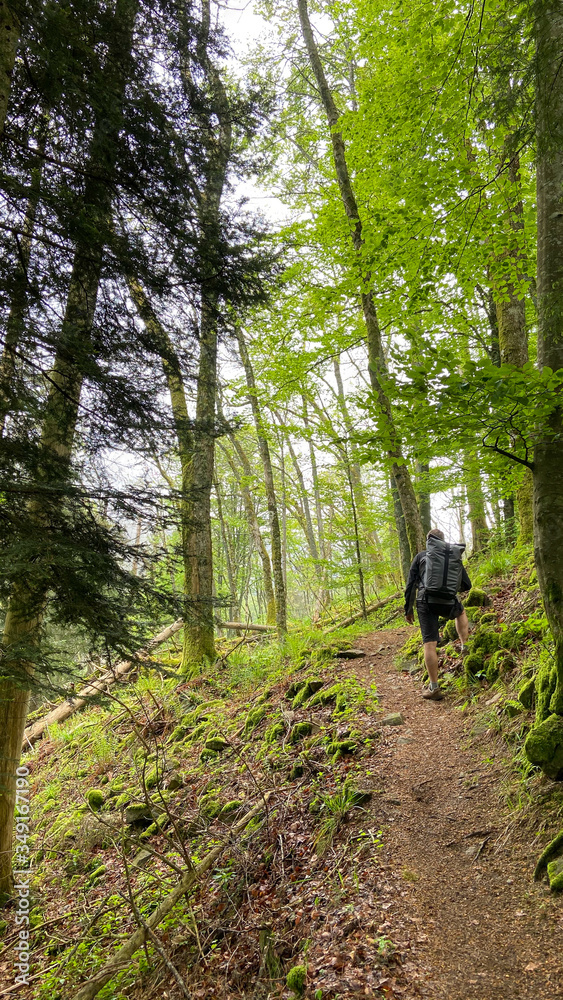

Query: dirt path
[[355, 627, 563, 1000]]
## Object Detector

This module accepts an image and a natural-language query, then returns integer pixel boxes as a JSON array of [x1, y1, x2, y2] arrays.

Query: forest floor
[[355, 626, 563, 1000], [2, 592, 563, 1000]]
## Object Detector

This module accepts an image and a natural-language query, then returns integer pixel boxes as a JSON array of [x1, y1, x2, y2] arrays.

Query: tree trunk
[[214, 475, 239, 621], [219, 439, 277, 626], [533, 0, 563, 716], [302, 397, 331, 613], [0, 0, 138, 900], [236, 329, 287, 635], [0, 1, 19, 139], [391, 472, 411, 583], [178, 0, 232, 669], [416, 460, 432, 537], [464, 451, 490, 553], [297, 0, 424, 558], [0, 119, 46, 437]]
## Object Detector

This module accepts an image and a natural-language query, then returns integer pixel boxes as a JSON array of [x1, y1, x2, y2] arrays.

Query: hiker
[[404, 528, 472, 701]]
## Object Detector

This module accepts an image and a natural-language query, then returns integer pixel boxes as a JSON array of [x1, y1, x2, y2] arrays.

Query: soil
[[355, 626, 563, 1000]]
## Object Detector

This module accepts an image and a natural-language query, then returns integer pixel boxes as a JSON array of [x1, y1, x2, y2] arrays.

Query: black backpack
[[421, 535, 466, 604]]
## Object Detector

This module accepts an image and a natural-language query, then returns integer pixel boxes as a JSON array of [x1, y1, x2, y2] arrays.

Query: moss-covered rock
[[327, 738, 357, 759], [518, 677, 536, 710], [199, 793, 221, 819], [264, 721, 285, 744], [466, 587, 490, 607], [169, 724, 190, 743], [290, 722, 313, 743], [86, 788, 105, 810], [525, 714, 563, 780], [504, 699, 524, 718], [487, 648, 516, 678], [547, 856, 563, 891], [292, 679, 324, 709], [244, 705, 267, 734], [471, 627, 500, 656], [205, 736, 229, 752], [443, 618, 458, 642], [309, 683, 341, 707], [289, 762, 304, 780], [218, 800, 243, 821], [536, 659, 558, 723], [464, 652, 484, 680], [124, 802, 154, 826], [286, 680, 306, 701], [286, 965, 307, 996]]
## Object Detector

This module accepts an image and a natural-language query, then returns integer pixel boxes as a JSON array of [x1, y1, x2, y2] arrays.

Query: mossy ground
[[5, 598, 403, 999]]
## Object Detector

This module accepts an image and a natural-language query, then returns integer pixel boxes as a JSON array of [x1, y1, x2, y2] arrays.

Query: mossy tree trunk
[[0, 0, 138, 899], [533, 0, 563, 717], [464, 451, 490, 553], [297, 0, 425, 560]]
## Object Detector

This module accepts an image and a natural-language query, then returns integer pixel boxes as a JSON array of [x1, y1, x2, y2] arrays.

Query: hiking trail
[[352, 626, 563, 1000]]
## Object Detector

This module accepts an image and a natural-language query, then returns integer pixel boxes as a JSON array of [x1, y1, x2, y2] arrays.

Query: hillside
[[1, 548, 562, 1000]]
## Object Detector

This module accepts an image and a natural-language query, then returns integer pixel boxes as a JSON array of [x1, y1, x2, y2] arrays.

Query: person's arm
[[404, 554, 421, 619], [461, 566, 472, 592]]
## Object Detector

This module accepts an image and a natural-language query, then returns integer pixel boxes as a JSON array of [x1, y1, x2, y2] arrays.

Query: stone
[[524, 714, 563, 780], [380, 712, 404, 726], [336, 648, 366, 659], [518, 677, 535, 710], [290, 721, 313, 743], [167, 771, 184, 791], [504, 699, 524, 718], [86, 788, 105, 810], [124, 802, 154, 826], [204, 736, 229, 752], [131, 849, 153, 869], [547, 856, 563, 892]]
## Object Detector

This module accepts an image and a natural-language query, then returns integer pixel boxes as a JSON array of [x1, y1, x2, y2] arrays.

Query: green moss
[[464, 652, 484, 681], [264, 721, 285, 744], [547, 857, 563, 892], [169, 724, 190, 743], [244, 705, 267, 734], [199, 793, 221, 819], [518, 677, 536, 710], [286, 965, 307, 996], [465, 587, 489, 607], [536, 657, 558, 723], [189, 723, 209, 743], [525, 714, 563, 780], [114, 791, 132, 810], [286, 680, 306, 700], [443, 618, 458, 642], [205, 736, 229, 752], [327, 738, 357, 759], [487, 648, 516, 678], [290, 722, 313, 743], [309, 683, 341, 707], [480, 612, 497, 625], [292, 679, 324, 709], [86, 789, 105, 810], [218, 800, 243, 821], [504, 699, 524, 718], [471, 627, 500, 656]]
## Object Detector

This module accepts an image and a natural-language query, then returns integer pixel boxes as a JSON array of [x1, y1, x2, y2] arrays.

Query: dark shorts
[[416, 598, 464, 644]]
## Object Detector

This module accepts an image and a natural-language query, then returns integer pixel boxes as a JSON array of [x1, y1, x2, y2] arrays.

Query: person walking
[[404, 528, 472, 700]]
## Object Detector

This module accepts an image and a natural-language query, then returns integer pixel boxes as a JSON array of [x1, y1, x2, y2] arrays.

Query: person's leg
[[455, 610, 469, 644], [423, 641, 439, 684]]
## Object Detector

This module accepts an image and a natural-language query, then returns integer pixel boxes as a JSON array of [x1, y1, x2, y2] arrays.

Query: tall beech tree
[[296, 0, 425, 560]]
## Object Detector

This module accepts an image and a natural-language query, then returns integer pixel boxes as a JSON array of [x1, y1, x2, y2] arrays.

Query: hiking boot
[[422, 686, 444, 701]]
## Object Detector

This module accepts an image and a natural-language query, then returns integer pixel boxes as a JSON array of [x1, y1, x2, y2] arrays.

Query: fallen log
[[217, 621, 275, 632], [23, 619, 184, 750], [73, 792, 272, 1000], [325, 592, 400, 632]]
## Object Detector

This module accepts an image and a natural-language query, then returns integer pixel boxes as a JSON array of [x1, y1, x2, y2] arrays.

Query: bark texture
[[534, 1, 563, 716], [464, 452, 490, 553], [297, 0, 424, 558]]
